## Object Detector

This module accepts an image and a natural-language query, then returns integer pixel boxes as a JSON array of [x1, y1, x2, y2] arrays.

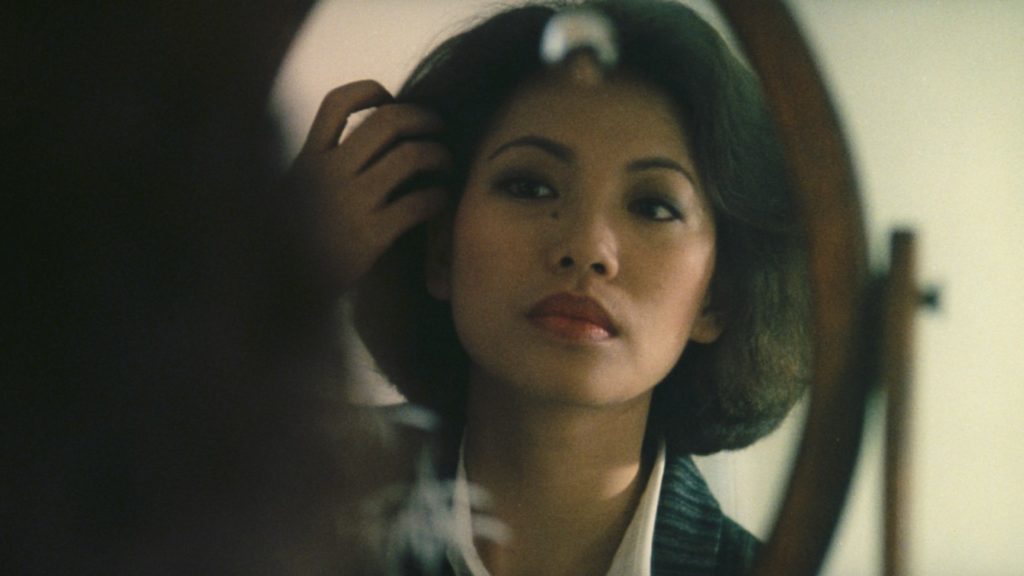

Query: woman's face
[[428, 74, 720, 408]]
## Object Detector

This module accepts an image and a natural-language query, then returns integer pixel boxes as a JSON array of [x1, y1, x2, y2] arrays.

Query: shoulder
[[652, 450, 759, 576], [715, 516, 759, 576]]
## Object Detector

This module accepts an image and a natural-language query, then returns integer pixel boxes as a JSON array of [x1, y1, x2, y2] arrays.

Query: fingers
[[302, 80, 392, 153], [290, 83, 452, 293], [302, 81, 444, 178], [379, 187, 449, 245], [341, 104, 444, 174], [359, 140, 451, 205]]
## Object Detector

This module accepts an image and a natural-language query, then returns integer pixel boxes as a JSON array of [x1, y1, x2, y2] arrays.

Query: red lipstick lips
[[527, 293, 617, 342]]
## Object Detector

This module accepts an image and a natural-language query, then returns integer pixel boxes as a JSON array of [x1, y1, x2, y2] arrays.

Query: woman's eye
[[496, 177, 556, 200], [630, 197, 683, 222]]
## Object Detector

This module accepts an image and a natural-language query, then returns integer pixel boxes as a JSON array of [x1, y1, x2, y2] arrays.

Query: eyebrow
[[627, 157, 696, 185], [487, 135, 573, 162], [488, 134, 695, 185]]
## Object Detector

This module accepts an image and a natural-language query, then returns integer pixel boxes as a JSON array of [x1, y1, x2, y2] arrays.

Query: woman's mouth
[[526, 292, 618, 342]]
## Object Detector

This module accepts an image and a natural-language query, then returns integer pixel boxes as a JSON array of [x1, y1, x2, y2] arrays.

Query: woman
[[290, 1, 809, 574]]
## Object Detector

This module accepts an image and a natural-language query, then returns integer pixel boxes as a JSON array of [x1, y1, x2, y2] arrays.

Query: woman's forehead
[[477, 73, 695, 172]]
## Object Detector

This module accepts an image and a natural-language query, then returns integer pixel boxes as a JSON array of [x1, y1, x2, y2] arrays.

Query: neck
[[462, 374, 653, 575]]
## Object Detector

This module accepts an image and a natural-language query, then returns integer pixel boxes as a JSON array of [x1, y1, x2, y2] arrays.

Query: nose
[[548, 208, 619, 279]]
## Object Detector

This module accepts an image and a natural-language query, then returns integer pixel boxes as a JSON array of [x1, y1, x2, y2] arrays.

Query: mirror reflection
[[273, 1, 1024, 575], [276, 1, 808, 574]]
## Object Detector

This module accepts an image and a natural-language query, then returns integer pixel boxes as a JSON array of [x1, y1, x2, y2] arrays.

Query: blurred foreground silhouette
[[3, 2, 422, 573]]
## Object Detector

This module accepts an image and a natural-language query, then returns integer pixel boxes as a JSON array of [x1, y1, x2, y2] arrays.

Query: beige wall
[[792, 3, 1024, 574], [271, 2, 1024, 574]]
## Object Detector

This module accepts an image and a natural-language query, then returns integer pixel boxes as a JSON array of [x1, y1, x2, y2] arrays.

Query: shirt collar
[[447, 438, 668, 576], [605, 439, 665, 576], [651, 450, 724, 576]]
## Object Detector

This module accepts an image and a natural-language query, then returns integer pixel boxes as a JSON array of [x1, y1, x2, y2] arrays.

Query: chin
[[499, 365, 651, 409]]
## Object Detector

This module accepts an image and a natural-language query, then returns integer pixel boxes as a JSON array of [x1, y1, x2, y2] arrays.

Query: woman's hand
[[288, 80, 450, 293]]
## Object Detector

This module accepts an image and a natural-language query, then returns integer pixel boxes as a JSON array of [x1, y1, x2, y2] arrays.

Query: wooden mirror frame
[[713, 2, 872, 575], [260, 1, 875, 573]]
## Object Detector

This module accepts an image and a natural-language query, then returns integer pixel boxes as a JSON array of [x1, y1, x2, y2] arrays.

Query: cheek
[[450, 204, 501, 289], [448, 197, 532, 316], [637, 242, 716, 336], [446, 199, 533, 368]]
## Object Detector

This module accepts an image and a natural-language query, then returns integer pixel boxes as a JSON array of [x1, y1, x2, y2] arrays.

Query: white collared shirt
[[448, 440, 666, 576]]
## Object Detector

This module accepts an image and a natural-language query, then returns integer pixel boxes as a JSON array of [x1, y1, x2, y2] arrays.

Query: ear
[[425, 217, 452, 300], [689, 303, 723, 344]]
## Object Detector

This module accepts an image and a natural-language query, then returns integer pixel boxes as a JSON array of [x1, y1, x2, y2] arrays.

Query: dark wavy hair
[[355, 0, 809, 455]]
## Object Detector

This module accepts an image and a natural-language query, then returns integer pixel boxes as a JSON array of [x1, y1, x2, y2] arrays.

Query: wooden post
[[883, 230, 918, 576]]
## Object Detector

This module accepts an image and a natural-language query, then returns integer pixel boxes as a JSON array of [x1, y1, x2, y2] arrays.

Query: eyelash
[[494, 175, 557, 200], [629, 197, 684, 222], [493, 175, 684, 223]]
